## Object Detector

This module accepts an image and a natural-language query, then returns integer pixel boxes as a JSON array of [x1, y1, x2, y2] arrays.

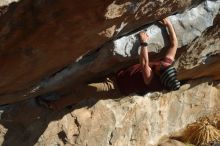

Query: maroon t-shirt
[[115, 58, 173, 95]]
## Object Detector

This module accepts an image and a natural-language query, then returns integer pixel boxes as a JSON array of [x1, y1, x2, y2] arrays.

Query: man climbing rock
[[37, 18, 180, 110]]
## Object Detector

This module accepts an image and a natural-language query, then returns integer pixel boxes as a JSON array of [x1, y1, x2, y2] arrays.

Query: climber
[[37, 18, 180, 110]]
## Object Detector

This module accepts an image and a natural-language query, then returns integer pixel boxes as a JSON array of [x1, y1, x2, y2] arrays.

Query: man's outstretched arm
[[162, 18, 178, 61], [139, 32, 152, 85]]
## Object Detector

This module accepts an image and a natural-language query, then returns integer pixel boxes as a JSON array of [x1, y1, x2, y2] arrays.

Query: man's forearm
[[140, 46, 149, 66], [166, 22, 178, 48], [162, 18, 178, 60], [140, 46, 152, 84], [139, 31, 152, 84]]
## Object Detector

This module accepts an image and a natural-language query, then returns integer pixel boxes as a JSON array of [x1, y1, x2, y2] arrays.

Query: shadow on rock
[[0, 98, 97, 146]]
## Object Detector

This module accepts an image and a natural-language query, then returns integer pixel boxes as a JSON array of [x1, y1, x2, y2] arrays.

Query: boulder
[[1, 81, 219, 146], [0, 0, 219, 104], [0, 0, 200, 95], [176, 12, 220, 80]]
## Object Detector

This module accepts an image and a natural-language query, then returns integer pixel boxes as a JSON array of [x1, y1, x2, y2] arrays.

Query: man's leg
[[45, 78, 121, 110]]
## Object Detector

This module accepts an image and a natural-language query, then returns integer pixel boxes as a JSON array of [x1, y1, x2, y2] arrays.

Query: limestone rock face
[[67, 83, 219, 146], [112, 0, 220, 57], [0, 0, 204, 104], [1, 0, 219, 105], [1, 81, 219, 146], [176, 13, 220, 80]]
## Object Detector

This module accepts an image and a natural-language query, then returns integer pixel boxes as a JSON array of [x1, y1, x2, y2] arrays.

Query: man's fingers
[[139, 31, 149, 42], [139, 31, 148, 37]]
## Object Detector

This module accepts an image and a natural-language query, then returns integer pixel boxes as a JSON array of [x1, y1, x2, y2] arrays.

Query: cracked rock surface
[[0, 0, 219, 105], [1, 81, 219, 146], [0, 0, 211, 104]]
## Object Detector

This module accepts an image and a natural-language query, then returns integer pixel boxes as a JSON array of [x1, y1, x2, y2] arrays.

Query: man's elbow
[[143, 67, 152, 85], [144, 73, 153, 85]]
